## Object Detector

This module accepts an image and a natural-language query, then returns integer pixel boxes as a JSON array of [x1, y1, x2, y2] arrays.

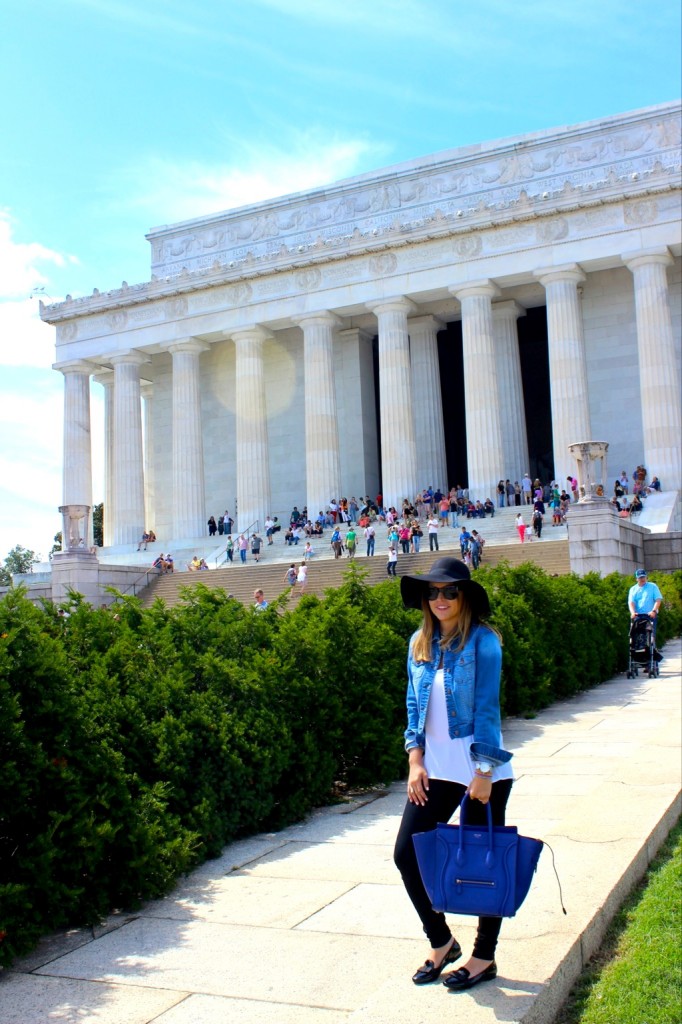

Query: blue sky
[[1, 0, 680, 561]]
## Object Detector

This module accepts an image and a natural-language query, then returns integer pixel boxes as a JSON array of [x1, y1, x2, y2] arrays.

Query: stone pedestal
[[567, 501, 646, 577], [51, 549, 101, 606]]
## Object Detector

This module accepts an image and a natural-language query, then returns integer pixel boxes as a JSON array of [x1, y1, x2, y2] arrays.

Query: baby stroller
[[627, 614, 661, 678]]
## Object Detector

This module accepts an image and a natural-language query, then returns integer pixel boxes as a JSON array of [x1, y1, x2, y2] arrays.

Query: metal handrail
[[111, 568, 160, 599], [214, 519, 260, 567]]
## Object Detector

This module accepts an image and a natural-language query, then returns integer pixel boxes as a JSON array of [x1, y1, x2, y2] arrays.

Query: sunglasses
[[426, 584, 461, 601]]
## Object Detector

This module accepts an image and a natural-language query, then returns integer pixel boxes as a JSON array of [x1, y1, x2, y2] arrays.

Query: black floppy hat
[[400, 557, 491, 619]]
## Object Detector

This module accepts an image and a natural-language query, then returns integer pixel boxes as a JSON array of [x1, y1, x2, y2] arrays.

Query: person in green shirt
[[345, 526, 357, 558]]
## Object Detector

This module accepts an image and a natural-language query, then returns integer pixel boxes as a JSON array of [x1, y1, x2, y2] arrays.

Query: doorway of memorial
[[434, 311, 553, 492]]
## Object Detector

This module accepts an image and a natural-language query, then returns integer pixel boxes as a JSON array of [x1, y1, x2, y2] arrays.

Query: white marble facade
[[46, 103, 682, 545]]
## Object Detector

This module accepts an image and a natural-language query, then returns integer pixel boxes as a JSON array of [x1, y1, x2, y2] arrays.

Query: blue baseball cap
[[634, 568, 647, 579]]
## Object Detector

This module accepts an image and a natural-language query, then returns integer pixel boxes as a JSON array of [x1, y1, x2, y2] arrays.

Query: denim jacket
[[404, 623, 512, 767]]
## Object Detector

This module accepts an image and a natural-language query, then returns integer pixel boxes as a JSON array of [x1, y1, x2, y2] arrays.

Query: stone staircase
[[139, 536, 570, 609]]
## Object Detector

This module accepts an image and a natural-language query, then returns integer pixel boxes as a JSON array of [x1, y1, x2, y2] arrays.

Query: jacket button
[[454, 729, 459, 735]]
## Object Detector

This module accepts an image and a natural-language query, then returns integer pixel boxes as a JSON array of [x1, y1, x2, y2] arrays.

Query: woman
[[515, 512, 526, 543], [394, 558, 513, 991], [295, 561, 308, 593]]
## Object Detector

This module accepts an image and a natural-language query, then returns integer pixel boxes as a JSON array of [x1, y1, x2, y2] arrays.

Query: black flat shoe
[[412, 939, 462, 985], [443, 961, 497, 990]]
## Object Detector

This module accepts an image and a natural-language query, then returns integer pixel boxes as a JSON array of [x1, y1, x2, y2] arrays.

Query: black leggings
[[394, 778, 513, 960]]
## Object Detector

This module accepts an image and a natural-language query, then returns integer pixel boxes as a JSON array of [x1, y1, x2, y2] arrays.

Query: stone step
[[140, 539, 571, 609]]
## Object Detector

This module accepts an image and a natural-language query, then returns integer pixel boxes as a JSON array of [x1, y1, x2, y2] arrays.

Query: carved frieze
[[295, 267, 322, 290], [106, 310, 128, 330], [164, 296, 189, 319], [58, 322, 78, 343], [368, 253, 398, 276], [623, 200, 658, 225], [147, 106, 681, 280]]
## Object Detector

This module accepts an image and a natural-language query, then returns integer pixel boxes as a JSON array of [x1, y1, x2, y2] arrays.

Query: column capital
[[449, 280, 501, 301], [107, 349, 151, 367], [492, 300, 524, 322], [93, 370, 114, 387], [229, 325, 274, 345], [293, 311, 342, 330], [53, 358, 98, 375], [533, 263, 585, 287], [408, 314, 446, 333], [161, 338, 210, 356], [366, 297, 417, 317], [622, 247, 673, 273]]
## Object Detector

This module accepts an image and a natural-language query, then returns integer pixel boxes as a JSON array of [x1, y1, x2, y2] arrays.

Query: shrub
[[0, 563, 679, 967]]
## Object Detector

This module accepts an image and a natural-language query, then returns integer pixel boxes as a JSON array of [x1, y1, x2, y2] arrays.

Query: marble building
[[43, 102, 681, 550]]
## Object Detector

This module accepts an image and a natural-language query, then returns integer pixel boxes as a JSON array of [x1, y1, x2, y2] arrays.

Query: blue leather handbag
[[412, 795, 544, 918]]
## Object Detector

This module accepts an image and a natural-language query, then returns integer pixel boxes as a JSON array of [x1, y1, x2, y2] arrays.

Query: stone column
[[450, 281, 504, 500], [231, 326, 272, 532], [366, 298, 418, 507], [164, 339, 210, 538], [110, 351, 147, 546], [492, 300, 529, 481], [409, 315, 448, 492], [534, 264, 591, 488], [295, 312, 342, 519], [623, 248, 681, 492], [58, 362, 94, 538], [337, 327, 380, 501], [94, 371, 114, 546], [140, 381, 155, 537]]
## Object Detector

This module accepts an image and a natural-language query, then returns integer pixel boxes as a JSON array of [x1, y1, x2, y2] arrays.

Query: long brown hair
[[411, 587, 500, 663]]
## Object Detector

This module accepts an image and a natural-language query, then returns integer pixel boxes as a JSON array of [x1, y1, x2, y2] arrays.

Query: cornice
[[42, 183, 680, 330]]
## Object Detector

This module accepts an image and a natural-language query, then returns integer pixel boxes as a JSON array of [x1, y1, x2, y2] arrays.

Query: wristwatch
[[475, 761, 492, 775]]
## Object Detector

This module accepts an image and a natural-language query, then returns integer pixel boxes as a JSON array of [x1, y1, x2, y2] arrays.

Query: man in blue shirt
[[628, 569, 662, 620]]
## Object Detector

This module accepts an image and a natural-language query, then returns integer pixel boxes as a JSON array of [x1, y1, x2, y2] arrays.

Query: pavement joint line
[[2, 638, 679, 1024]]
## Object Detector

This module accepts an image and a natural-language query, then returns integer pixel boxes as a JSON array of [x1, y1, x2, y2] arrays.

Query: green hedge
[[0, 564, 679, 965]]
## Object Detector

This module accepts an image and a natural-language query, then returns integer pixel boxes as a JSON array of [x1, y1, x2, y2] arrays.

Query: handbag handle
[[457, 793, 496, 869]]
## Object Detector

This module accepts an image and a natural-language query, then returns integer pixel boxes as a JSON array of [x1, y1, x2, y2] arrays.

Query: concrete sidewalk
[[3, 640, 681, 1024]]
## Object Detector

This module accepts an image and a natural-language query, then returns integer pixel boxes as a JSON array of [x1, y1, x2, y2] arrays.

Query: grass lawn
[[556, 818, 681, 1024]]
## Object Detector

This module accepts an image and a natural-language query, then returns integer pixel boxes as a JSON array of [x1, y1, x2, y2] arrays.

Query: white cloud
[[0, 212, 69, 300], [0, 298, 57, 369], [0, 217, 103, 562], [114, 134, 384, 225]]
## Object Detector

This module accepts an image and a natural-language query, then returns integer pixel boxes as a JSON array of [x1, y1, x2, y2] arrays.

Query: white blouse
[[424, 669, 515, 786]]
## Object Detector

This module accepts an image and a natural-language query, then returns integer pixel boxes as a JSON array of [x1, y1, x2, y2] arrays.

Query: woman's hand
[[407, 751, 429, 805], [468, 774, 493, 804]]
